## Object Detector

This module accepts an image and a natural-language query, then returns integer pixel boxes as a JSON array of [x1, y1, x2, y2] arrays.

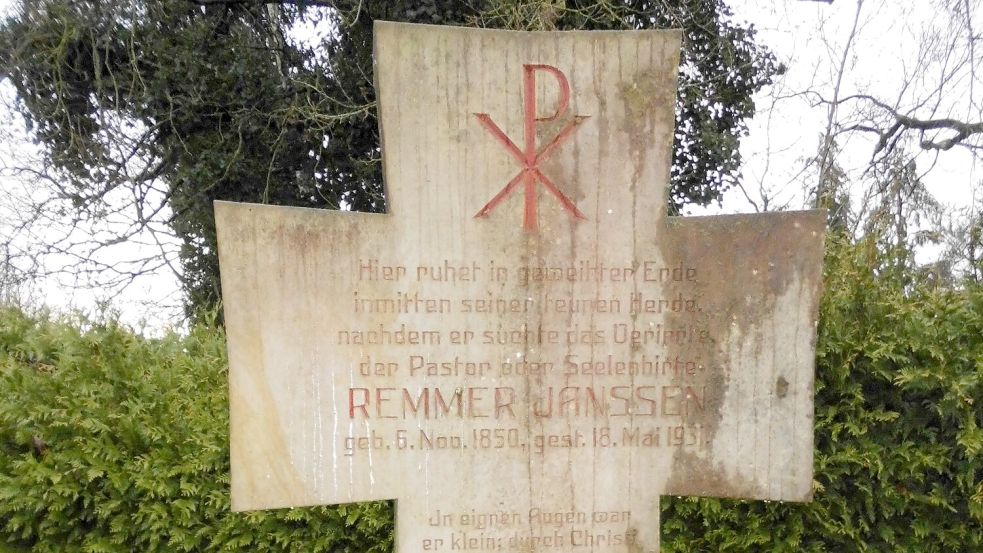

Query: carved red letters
[[474, 64, 588, 231]]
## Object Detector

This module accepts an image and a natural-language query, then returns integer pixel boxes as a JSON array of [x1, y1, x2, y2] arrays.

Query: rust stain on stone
[[776, 376, 790, 398], [665, 449, 762, 500], [659, 211, 825, 499]]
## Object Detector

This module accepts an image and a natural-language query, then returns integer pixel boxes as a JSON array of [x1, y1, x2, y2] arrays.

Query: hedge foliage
[[0, 314, 393, 552], [1, 237, 981, 551]]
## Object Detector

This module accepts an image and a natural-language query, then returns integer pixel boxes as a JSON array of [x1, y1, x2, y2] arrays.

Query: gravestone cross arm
[[215, 22, 825, 553]]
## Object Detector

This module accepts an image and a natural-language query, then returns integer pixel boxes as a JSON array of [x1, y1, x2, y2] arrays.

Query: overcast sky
[[1, 0, 980, 331], [708, 0, 980, 215]]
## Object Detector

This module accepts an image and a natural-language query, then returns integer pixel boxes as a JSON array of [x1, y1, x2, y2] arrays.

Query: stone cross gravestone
[[215, 22, 825, 553]]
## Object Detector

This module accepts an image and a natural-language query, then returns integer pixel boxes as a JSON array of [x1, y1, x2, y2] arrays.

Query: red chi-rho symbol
[[474, 64, 589, 231]]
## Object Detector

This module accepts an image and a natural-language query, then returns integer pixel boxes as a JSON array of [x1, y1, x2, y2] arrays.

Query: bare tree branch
[[836, 93, 983, 154]]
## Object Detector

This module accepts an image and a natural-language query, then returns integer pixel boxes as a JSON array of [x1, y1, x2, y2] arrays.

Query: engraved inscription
[[328, 250, 736, 551]]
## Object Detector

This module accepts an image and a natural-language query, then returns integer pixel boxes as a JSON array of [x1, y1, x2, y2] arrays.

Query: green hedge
[[0, 313, 392, 552], [1, 238, 981, 551]]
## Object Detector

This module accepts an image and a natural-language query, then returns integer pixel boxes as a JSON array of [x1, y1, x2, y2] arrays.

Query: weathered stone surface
[[216, 22, 824, 553]]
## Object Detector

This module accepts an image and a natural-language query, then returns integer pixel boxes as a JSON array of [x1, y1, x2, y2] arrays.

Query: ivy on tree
[[0, 0, 781, 313]]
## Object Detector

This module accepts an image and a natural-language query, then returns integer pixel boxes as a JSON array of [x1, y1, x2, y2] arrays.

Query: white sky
[[702, 0, 980, 215], [0, 0, 980, 332]]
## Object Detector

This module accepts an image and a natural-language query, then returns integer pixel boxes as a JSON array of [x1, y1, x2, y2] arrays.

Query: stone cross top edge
[[215, 21, 825, 553]]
